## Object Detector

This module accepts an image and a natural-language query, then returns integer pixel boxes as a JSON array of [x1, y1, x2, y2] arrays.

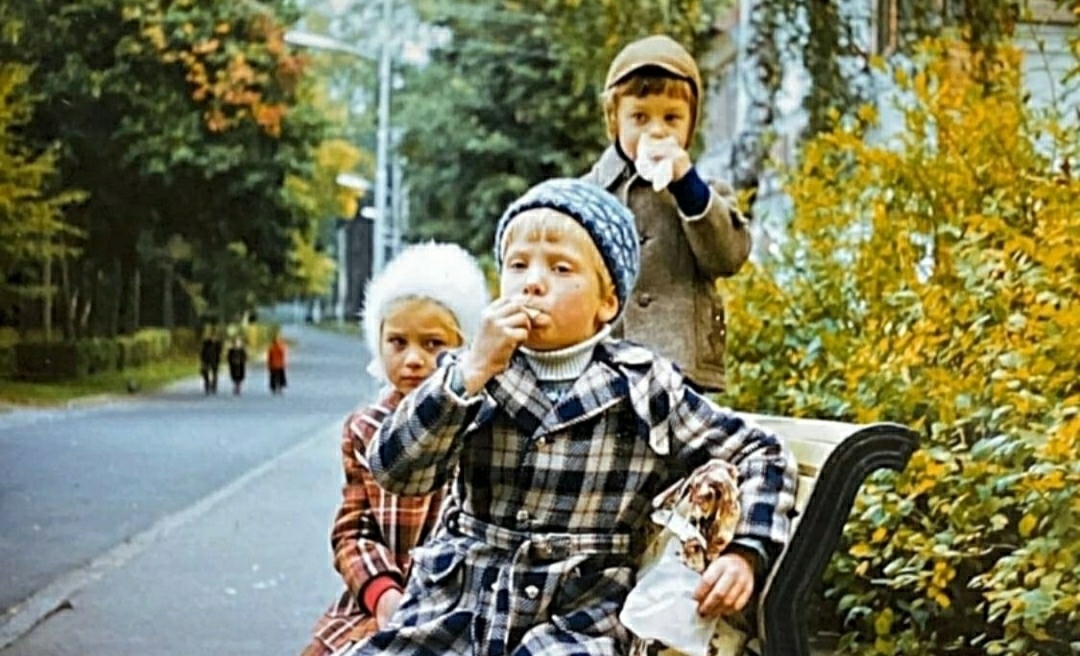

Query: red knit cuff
[[362, 575, 403, 615]]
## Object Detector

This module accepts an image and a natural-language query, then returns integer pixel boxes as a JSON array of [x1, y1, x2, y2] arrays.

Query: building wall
[[698, 0, 1077, 256]]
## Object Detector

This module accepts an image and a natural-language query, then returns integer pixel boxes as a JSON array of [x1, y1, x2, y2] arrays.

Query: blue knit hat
[[494, 178, 640, 318]]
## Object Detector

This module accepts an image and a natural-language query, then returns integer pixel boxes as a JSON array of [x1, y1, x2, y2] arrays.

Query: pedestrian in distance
[[298, 242, 489, 656], [583, 34, 752, 392], [354, 179, 796, 656], [268, 333, 288, 395], [227, 337, 247, 396], [199, 326, 223, 395]]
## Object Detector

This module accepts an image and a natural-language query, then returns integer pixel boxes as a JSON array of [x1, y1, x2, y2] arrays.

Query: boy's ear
[[597, 292, 619, 325], [604, 93, 619, 142]]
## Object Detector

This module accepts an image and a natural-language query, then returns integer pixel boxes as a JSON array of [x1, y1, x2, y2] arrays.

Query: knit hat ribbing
[[494, 179, 640, 319], [362, 241, 490, 381]]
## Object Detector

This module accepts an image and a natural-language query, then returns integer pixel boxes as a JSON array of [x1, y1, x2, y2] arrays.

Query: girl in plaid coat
[[299, 242, 489, 656], [354, 179, 797, 656]]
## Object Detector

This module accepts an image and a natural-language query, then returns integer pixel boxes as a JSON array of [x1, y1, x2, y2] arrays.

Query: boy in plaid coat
[[299, 243, 489, 656], [356, 179, 797, 656]]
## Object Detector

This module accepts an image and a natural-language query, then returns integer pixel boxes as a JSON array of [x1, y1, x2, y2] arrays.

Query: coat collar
[[465, 339, 669, 444], [591, 145, 637, 194]]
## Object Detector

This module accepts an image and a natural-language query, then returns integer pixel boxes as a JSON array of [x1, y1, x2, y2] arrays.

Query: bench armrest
[[758, 422, 919, 656]]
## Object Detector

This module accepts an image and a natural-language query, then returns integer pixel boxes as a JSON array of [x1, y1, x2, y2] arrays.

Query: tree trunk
[[60, 253, 74, 341], [130, 265, 141, 333], [163, 262, 175, 330], [43, 254, 53, 342], [107, 259, 121, 338]]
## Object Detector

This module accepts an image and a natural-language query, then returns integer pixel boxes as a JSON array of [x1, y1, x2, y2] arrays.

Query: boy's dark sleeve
[[667, 385, 798, 563], [367, 360, 483, 495], [670, 168, 752, 279]]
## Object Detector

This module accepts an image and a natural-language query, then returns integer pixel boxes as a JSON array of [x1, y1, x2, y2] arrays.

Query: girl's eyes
[[507, 259, 527, 270], [553, 263, 573, 273], [386, 336, 406, 348], [424, 339, 446, 351], [665, 114, 683, 123]]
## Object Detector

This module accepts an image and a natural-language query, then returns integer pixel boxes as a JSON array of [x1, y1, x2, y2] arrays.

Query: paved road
[[0, 325, 376, 654]]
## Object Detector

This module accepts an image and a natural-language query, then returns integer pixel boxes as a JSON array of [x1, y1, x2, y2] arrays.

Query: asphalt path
[[0, 325, 375, 654]]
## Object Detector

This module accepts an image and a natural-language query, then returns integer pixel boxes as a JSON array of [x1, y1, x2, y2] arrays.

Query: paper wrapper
[[635, 135, 677, 192], [621, 461, 749, 656]]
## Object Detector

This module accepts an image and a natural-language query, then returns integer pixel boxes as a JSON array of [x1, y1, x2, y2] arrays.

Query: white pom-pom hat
[[362, 241, 490, 381]]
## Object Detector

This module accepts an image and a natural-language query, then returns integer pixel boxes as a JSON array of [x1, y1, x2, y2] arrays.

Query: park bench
[[741, 414, 920, 656]]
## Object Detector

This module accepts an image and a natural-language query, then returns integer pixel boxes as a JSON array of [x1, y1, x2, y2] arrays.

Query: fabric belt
[[444, 509, 631, 559]]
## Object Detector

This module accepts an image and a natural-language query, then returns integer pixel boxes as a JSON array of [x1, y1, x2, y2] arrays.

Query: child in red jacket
[[267, 335, 288, 395]]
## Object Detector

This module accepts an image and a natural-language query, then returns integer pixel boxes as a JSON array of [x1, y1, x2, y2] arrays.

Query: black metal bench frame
[[755, 421, 920, 656]]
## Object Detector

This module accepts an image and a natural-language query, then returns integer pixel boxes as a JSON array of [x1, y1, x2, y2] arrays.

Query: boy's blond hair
[[499, 209, 616, 302]]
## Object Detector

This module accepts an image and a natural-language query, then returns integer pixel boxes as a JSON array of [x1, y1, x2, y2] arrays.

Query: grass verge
[[0, 354, 199, 408], [312, 319, 361, 337]]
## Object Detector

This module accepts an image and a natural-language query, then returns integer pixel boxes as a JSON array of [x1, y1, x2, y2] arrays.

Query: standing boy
[[354, 179, 795, 656], [585, 35, 751, 392]]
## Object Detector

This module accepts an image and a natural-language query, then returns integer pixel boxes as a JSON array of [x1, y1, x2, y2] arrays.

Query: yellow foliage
[[720, 39, 1080, 655]]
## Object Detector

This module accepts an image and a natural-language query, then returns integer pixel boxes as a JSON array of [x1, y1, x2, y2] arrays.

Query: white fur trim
[[362, 242, 490, 382]]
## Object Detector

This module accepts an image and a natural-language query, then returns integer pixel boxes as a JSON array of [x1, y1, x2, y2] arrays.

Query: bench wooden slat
[[794, 474, 818, 516]]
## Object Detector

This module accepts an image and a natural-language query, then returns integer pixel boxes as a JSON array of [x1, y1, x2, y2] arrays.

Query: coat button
[[637, 293, 653, 308], [525, 585, 540, 600]]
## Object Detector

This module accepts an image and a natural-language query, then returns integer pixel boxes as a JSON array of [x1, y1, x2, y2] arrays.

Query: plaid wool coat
[[301, 389, 445, 656], [351, 340, 797, 656]]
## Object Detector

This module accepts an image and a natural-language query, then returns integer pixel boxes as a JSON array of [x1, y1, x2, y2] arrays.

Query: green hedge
[[0, 327, 15, 378], [14, 342, 91, 380], [115, 329, 173, 370], [10, 327, 186, 381]]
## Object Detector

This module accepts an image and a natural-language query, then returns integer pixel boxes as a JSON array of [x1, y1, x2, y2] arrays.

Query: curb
[[0, 420, 337, 650]]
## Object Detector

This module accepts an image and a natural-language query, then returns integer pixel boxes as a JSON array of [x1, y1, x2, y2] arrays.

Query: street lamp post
[[373, 0, 393, 273], [285, 22, 393, 274]]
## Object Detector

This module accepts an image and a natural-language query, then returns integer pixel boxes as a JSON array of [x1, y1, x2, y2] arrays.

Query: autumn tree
[[0, 0, 356, 335], [0, 62, 84, 339]]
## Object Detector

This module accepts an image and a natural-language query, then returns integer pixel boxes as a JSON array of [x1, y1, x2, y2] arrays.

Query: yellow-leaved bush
[[719, 40, 1079, 655]]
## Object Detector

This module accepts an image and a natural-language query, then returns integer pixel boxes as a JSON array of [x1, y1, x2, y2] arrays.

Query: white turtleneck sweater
[[519, 325, 612, 401]]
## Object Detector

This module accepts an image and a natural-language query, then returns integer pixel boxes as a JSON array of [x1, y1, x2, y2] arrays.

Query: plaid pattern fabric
[[302, 389, 446, 656], [356, 340, 796, 656]]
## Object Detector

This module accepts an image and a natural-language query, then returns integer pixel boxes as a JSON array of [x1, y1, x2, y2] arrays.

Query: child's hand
[[458, 296, 531, 394], [637, 135, 693, 186], [375, 587, 404, 629], [692, 551, 756, 618]]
